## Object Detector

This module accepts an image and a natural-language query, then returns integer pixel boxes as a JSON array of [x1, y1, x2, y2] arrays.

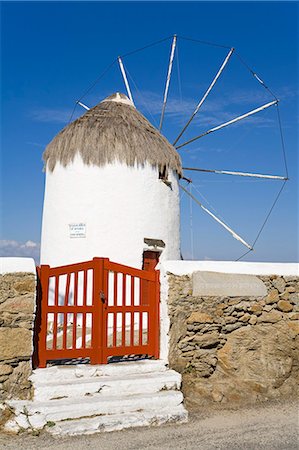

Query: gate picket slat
[[62, 312, 67, 349], [113, 313, 117, 347], [122, 274, 126, 346], [82, 312, 86, 349], [139, 312, 143, 346], [65, 274, 70, 306], [130, 311, 134, 347], [114, 272, 118, 307], [72, 312, 77, 349], [52, 313, 58, 350], [122, 312, 126, 347], [83, 270, 87, 306], [131, 276, 135, 306], [122, 274, 126, 307], [70, 271, 78, 349], [81, 269, 88, 348], [54, 275, 59, 307], [52, 276, 59, 349], [74, 271, 78, 306], [112, 272, 118, 347]]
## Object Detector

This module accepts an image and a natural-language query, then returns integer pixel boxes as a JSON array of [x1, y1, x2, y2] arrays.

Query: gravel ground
[[0, 401, 298, 450]]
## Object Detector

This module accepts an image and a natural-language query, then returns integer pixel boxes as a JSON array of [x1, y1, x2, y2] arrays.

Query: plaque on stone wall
[[192, 271, 267, 297]]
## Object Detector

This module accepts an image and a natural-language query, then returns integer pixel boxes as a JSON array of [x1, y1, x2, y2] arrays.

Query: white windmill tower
[[40, 92, 182, 269]]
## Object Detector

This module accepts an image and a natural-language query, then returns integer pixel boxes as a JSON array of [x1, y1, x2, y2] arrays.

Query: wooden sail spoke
[[159, 35, 177, 131], [173, 47, 234, 145], [118, 57, 134, 105], [176, 100, 278, 150], [180, 184, 253, 250], [76, 101, 90, 111], [183, 167, 288, 181]]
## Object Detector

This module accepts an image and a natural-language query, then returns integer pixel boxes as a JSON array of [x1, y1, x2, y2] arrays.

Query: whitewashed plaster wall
[[41, 155, 180, 269], [0, 257, 36, 275]]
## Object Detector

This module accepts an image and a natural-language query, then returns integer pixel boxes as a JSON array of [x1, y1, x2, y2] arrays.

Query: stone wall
[[167, 273, 299, 409], [0, 271, 36, 402]]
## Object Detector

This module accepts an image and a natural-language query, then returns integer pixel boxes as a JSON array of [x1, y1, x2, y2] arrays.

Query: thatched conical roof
[[43, 93, 182, 175]]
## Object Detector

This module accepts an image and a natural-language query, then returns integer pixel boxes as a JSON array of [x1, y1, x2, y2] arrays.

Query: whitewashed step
[[31, 360, 167, 384], [49, 405, 188, 436], [33, 370, 181, 402], [9, 391, 184, 428]]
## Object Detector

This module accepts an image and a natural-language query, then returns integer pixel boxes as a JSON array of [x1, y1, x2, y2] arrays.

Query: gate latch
[[100, 291, 106, 304]]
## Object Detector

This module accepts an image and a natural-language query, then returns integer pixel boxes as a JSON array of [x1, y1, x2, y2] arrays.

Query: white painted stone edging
[[0, 257, 36, 274], [162, 260, 299, 277]]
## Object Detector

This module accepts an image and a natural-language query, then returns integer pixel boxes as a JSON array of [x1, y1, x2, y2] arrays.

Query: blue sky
[[1, 1, 298, 263]]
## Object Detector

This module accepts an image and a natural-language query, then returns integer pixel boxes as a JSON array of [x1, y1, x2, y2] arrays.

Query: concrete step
[[5, 362, 188, 435], [31, 360, 167, 384], [9, 391, 184, 429], [48, 405, 188, 436], [33, 370, 181, 402]]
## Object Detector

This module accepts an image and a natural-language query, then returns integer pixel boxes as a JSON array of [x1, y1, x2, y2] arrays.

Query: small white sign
[[69, 223, 86, 238]]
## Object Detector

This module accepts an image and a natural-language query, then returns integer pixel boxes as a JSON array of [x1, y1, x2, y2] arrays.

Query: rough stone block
[[289, 293, 299, 303], [3, 361, 32, 399], [257, 310, 283, 323], [289, 313, 299, 321], [0, 328, 32, 361], [265, 289, 279, 304], [224, 322, 244, 333], [240, 313, 251, 322], [0, 295, 34, 314], [249, 315, 258, 325], [192, 272, 267, 297], [187, 312, 213, 324], [286, 321, 299, 336], [193, 332, 220, 348], [0, 364, 13, 377], [277, 300, 293, 312], [249, 303, 263, 315], [284, 276, 299, 283], [13, 277, 35, 294], [272, 277, 286, 294]]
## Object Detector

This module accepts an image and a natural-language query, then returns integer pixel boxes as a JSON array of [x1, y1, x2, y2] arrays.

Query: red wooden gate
[[34, 258, 160, 368]]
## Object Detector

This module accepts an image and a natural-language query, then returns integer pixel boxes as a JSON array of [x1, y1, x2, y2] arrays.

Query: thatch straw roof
[[43, 93, 182, 176]]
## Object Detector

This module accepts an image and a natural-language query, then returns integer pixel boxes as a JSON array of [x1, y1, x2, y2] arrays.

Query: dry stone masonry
[[167, 273, 299, 409], [0, 272, 36, 403]]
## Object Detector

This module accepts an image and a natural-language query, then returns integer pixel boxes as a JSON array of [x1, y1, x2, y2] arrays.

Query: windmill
[[69, 34, 289, 262]]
